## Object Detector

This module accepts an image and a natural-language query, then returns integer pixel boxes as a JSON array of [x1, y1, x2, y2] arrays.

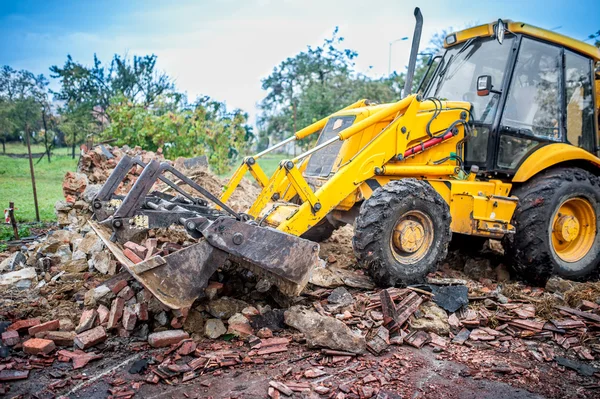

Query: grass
[[219, 153, 289, 179], [0, 143, 77, 222]]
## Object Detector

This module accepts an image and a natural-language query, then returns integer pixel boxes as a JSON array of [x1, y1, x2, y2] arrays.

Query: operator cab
[[422, 20, 599, 177]]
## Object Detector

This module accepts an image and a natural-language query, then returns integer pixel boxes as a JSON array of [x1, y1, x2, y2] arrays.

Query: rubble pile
[[1, 145, 600, 398]]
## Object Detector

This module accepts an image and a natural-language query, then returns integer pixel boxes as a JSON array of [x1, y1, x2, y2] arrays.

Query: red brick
[[74, 326, 107, 349], [106, 278, 128, 294], [46, 331, 76, 346], [117, 327, 131, 338], [117, 286, 134, 301], [107, 297, 125, 330], [7, 318, 40, 332], [123, 248, 143, 264], [97, 304, 110, 324], [177, 339, 197, 356], [147, 330, 189, 348], [133, 303, 148, 321], [28, 319, 60, 336], [23, 338, 56, 355], [2, 330, 20, 346], [122, 306, 137, 331], [124, 241, 147, 259], [76, 309, 98, 333], [144, 238, 158, 260]]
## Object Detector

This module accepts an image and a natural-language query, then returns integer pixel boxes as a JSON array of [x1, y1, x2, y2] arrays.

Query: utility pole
[[293, 100, 297, 157], [388, 37, 409, 75], [25, 128, 40, 222]]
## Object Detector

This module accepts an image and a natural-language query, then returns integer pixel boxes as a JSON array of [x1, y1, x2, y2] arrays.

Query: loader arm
[[249, 96, 471, 236]]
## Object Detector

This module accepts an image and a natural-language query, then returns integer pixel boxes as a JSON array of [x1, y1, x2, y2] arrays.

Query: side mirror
[[496, 19, 506, 44], [477, 75, 492, 96]]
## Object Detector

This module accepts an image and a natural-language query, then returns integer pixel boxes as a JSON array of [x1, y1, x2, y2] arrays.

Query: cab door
[[495, 37, 597, 171]]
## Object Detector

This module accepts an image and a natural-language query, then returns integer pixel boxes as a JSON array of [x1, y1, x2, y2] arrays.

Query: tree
[[257, 28, 403, 151]]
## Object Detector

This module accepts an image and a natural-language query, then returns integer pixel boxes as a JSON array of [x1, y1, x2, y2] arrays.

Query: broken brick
[[76, 309, 98, 333], [122, 306, 137, 331], [97, 304, 110, 324], [7, 318, 40, 332], [133, 303, 148, 321], [74, 326, 107, 349], [0, 370, 29, 381], [177, 339, 197, 356], [2, 330, 19, 346], [147, 330, 189, 348], [23, 338, 56, 355], [28, 319, 60, 336], [123, 248, 143, 264], [108, 297, 126, 330], [46, 331, 76, 346], [124, 241, 147, 259], [117, 286, 135, 301]]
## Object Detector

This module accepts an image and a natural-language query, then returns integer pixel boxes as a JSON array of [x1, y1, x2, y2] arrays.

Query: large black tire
[[353, 179, 452, 286], [301, 219, 336, 242], [504, 167, 600, 284]]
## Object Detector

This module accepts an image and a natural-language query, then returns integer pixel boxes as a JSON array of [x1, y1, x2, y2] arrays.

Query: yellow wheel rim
[[390, 210, 434, 265], [551, 197, 596, 263]]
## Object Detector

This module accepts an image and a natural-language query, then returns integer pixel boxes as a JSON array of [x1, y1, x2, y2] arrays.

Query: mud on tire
[[504, 167, 600, 285], [353, 179, 451, 286]]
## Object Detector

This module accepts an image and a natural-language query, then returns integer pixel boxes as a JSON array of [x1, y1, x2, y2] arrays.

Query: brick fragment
[[147, 330, 189, 348], [7, 318, 40, 332], [177, 339, 197, 355], [97, 304, 110, 324], [74, 326, 107, 349], [46, 331, 76, 346], [122, 306, 137, 331], [124, 241, 148, 259], [28, 319, 60, 336], [133, 303, 148, 321], [0, 370, 29, 381], [2, 330, 20, 346], [106, 278, 129, 294], [117, 286, 135, 301], [144, 238, 157, 260], [23, 338, 56, 355], [76, 309, 98, 333], [108, 297, 125, 330], [123, 248, 143, 264]]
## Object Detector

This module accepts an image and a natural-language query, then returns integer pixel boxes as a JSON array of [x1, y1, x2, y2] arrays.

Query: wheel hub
[[389, 210, 434, 265], [393, 220, 425, 253], [554, 214, 580, 243], [551, 197, 596, 263]]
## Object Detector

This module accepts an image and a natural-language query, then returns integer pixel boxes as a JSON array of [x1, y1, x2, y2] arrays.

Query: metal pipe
[[403, 7, 423, 97], [293, 136, 340, 163], [378, 165, 457, 176], [254, 136, 295, 159]]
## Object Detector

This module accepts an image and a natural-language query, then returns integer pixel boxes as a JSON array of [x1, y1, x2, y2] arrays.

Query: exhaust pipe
[[403, 7, 423, 97]]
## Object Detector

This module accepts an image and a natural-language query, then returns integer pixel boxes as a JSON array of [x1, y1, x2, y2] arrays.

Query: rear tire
[[353, 179, 451, 286], [504, 167, 600, 284]]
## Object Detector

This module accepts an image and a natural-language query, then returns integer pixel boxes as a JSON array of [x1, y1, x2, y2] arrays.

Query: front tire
[[353, 179, 451, 286], [505, 167, 600, 284]]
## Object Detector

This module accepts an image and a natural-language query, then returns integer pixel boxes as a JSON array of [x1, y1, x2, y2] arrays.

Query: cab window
[[501, 38, 562, 141], [565, 50, 595, 152]]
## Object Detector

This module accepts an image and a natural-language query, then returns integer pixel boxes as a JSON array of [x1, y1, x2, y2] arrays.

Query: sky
[[0, 0, 598, 125]]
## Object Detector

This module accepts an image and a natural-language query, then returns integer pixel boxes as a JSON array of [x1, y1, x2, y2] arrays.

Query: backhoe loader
[[92, 8, 600, 310]]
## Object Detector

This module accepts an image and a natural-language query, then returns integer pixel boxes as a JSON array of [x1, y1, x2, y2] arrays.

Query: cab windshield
[[425, 36, 514, 124]]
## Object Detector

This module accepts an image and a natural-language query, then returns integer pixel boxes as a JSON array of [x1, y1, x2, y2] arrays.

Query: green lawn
[[0, 143, 77, 222]]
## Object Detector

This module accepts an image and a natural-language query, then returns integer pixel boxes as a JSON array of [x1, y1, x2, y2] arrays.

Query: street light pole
[[388, 37, 409, 75]]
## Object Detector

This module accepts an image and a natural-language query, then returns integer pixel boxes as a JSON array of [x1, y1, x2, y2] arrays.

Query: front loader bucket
[[90, 221, 228, 309]]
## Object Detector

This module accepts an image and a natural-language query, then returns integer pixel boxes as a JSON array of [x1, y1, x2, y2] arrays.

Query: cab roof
[[444, 20, 600, 61]]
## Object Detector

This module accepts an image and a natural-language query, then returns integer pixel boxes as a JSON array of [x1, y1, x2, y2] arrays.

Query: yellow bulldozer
[[92, 9, 600, 310]]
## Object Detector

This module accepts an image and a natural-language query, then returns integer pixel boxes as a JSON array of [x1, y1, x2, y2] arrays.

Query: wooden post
[[25, 130, 40, 222], [8, 202, 19, 240]]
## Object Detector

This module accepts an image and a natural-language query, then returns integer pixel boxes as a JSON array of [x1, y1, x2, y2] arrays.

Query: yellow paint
[[551, 197, 597, 262], [513, 144, 600, 183], [446, 20, 600, 61]]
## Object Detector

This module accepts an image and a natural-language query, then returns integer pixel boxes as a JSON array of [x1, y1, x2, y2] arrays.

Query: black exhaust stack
[[403, 7, 423, 97]]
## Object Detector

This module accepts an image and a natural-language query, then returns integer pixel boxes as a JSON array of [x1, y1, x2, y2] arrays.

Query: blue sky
[[1, 0, 598, 124]]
